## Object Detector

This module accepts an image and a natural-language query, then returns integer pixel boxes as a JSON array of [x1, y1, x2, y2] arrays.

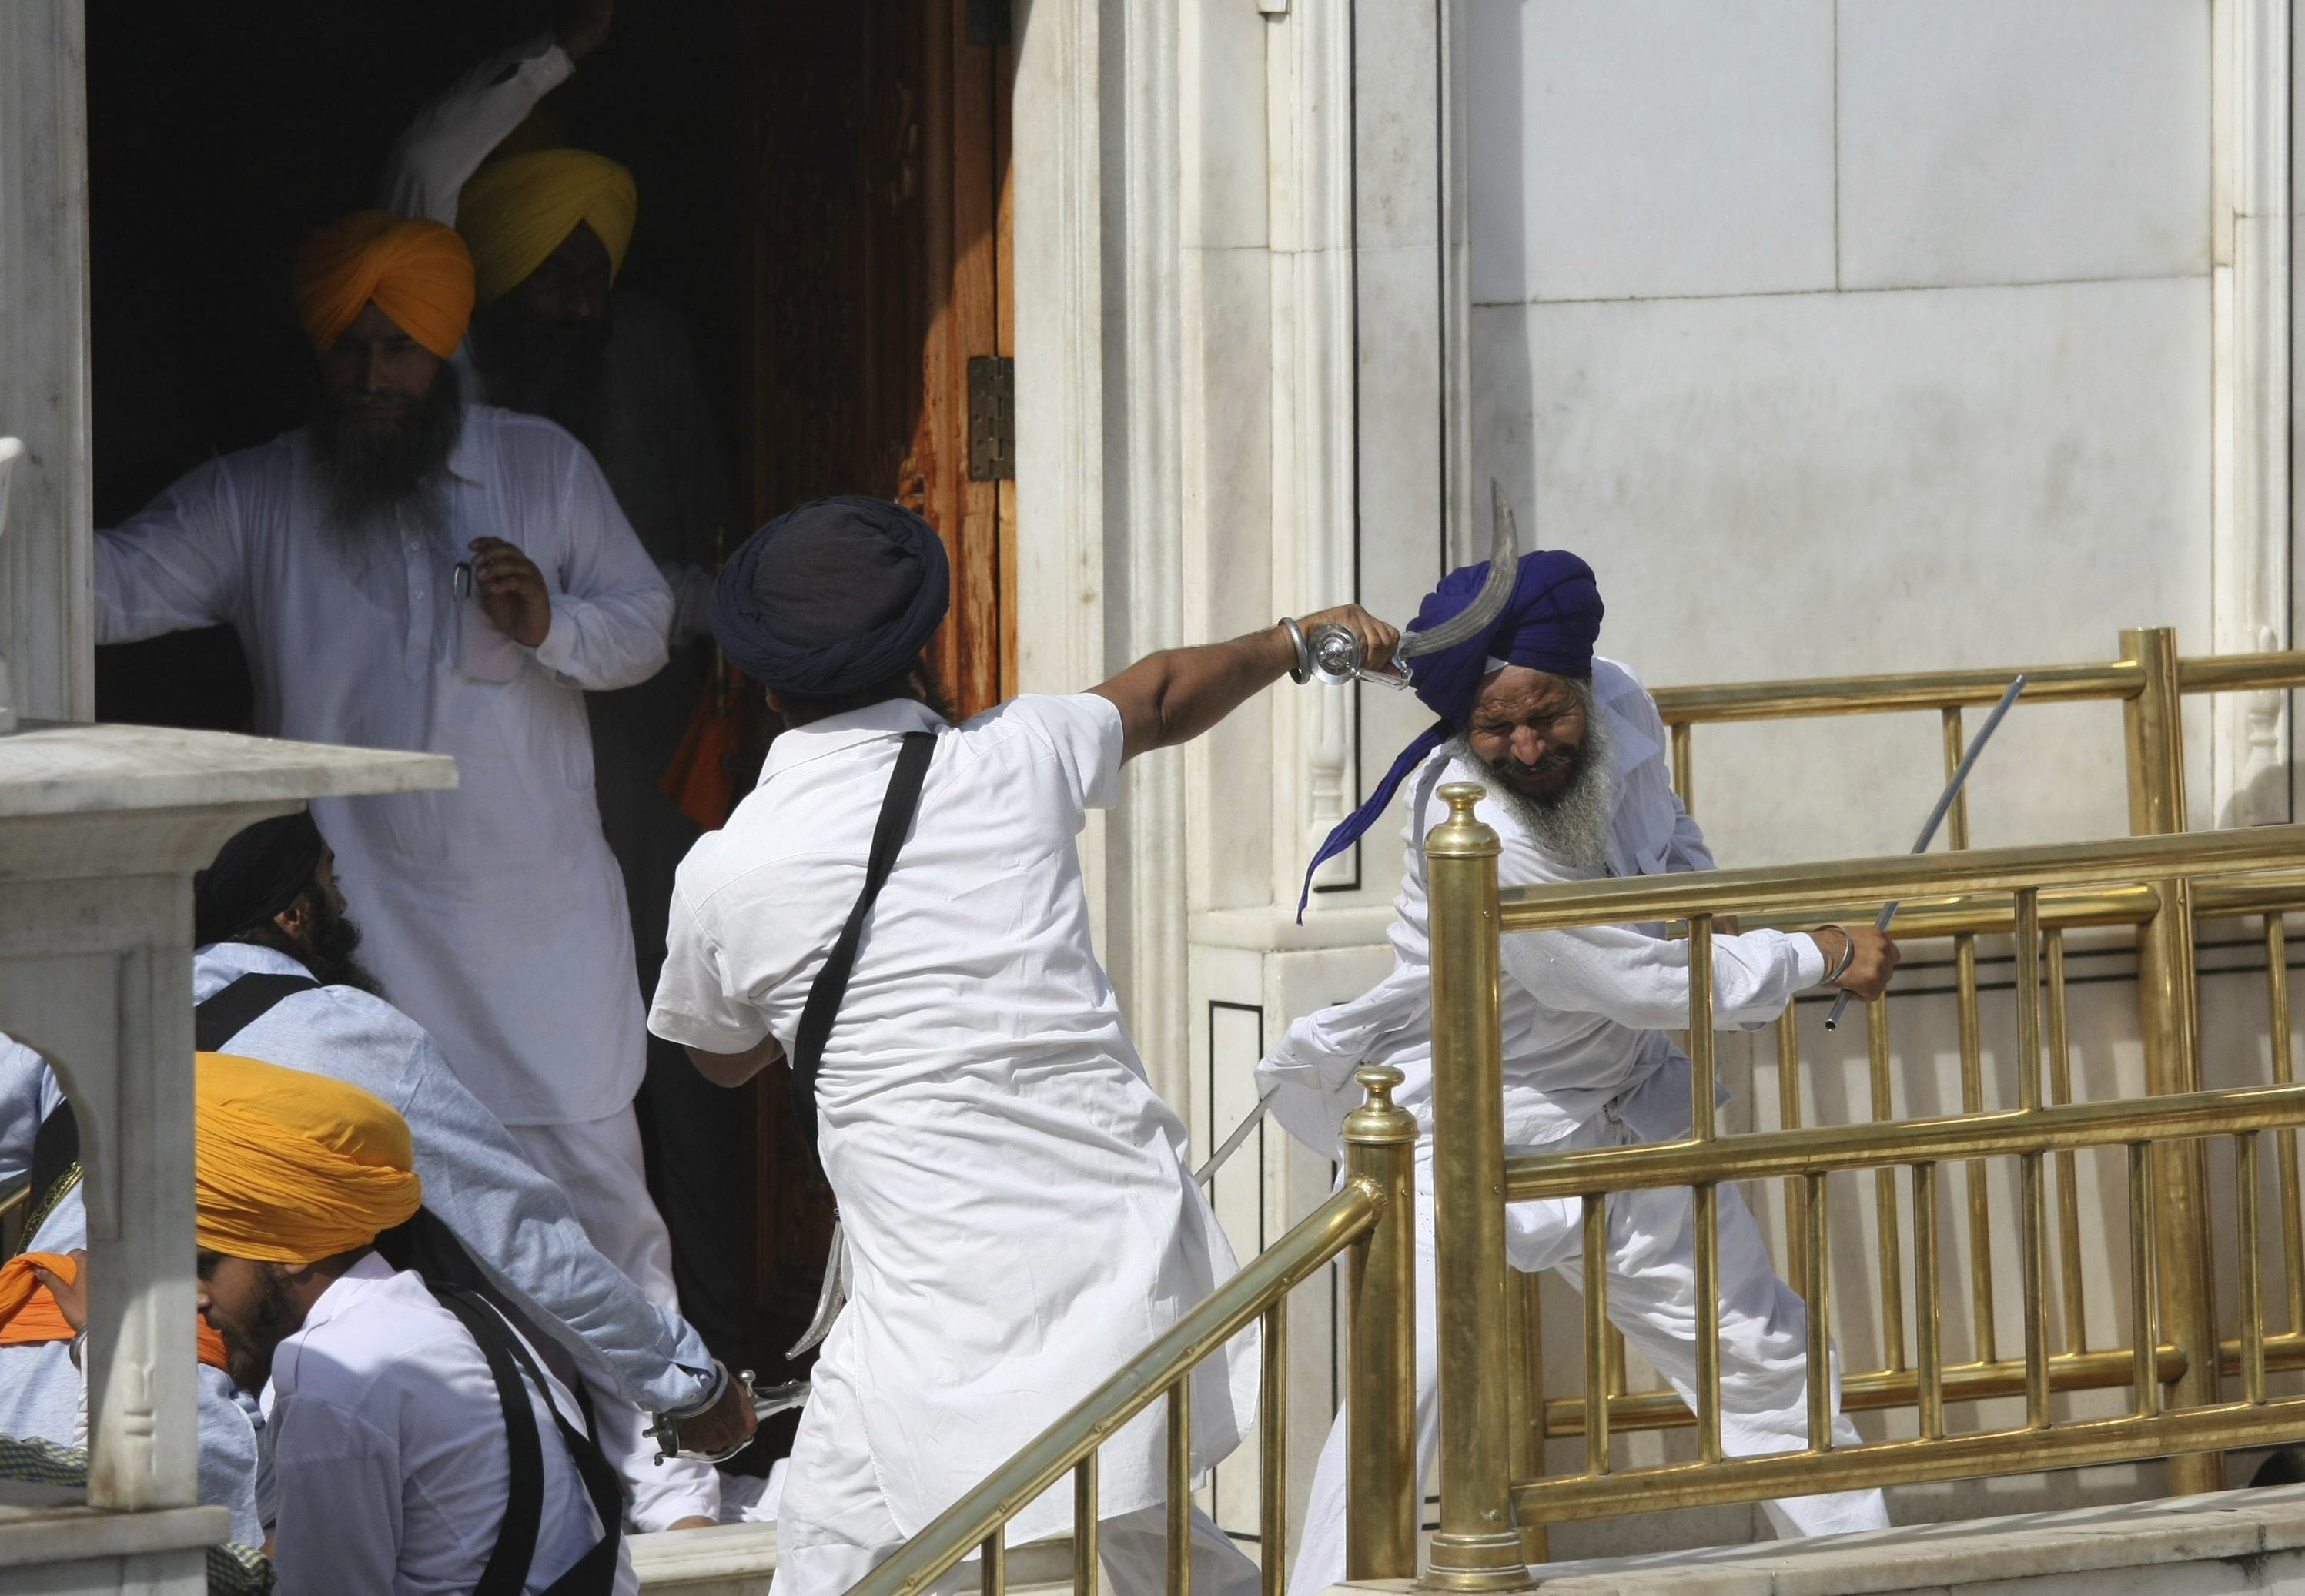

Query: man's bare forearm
[[684, 1034, 785, 1088], [1091, 605, 1398, 763]]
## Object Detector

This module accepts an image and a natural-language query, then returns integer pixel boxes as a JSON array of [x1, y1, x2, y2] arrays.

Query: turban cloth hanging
[[293, 212, 476, 360], [194, 811, 325, 947], [1296, 549, 1605, 918], [194, 1052, 422, 1266], [711, 496, 952, 697], [457, 149, 638, 306], [0, 1253, 229, 1371]]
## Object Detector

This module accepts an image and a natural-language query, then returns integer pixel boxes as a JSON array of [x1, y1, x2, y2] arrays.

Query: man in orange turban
[[189, 1052, 634, 1594]]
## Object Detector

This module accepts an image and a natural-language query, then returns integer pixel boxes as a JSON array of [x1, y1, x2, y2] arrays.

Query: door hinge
[[967, 356, 1015, 482], [966, 0, 1013, 48]]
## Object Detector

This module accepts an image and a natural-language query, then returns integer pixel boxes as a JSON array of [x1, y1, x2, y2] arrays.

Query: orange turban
[[292, 212, 475, 360], [457, 149, 637, 305], [194, 1052, 422, 1266], [0, 1252, 227, 1371]]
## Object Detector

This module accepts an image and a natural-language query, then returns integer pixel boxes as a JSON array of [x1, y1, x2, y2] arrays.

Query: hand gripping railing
[[1421, 795, 2305, 1588], [841, 1066, 1421, 1596]]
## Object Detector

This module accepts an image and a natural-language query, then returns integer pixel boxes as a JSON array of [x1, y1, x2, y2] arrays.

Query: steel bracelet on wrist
[[1279, 617, 1313, 685], [1821, 925, 1857, 985]]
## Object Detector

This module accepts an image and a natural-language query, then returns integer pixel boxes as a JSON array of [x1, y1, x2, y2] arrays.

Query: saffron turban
[[711, 496, 951, 697], [293, 212, 475, 360], [457, 149, 637, 305], [194, 811, 324, 947], [1297, 550, 1605, 917], [194, 1052, 422, 1266]]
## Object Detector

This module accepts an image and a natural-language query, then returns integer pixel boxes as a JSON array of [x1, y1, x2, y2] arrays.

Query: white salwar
[[1259, 658, 1889, 1596], [651, 695, 1260, 1596]]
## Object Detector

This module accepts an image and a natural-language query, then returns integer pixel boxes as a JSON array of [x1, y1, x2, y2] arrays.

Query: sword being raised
[[1300, 479, 1525, 689]]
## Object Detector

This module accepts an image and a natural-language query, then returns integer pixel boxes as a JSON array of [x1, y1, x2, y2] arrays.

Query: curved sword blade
[[1396, 478, 1524, 660]]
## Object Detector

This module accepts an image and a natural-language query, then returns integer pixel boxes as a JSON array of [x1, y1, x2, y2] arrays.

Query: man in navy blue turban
[[659, 494, 1397, 1596], [1263, 548, 1901, 1596]]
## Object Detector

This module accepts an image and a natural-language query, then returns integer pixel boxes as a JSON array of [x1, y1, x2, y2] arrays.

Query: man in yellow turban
[[193, 1052, 634, 1594], [380, 11, 753, 1510]]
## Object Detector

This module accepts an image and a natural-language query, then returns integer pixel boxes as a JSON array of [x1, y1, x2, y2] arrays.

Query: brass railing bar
[[2196, 874, 2305, 919], [2218, 1327, 2305, 1375], [1942, 707, 1972, 851], [1695, 1182, 1723, 1464], [982, 1529, 1005, 1596], [1606, 1327, 1628, 1401], [1495, 824, 2305, 931], [841, 1182, 1381, 1596], [1957, 931, 1997, 1366], [1503, 1083, 2305, 1200], [2046, 930, 2087, 1353], [1868, 1002, 1906, 1372], [2241, 1132, 2267, 1406], [1650, 661, 2140, 724], [1583, 1193, 1611, 1477], [1690, 915, 1716, 1142], [1776, 1007, 1806, 1286], [1733, 885, 2158, 939], [2173, 652, 2305, 694], [1166, 1384, 1189, 1596], [1670, 721, 1694, 811], [1540, 1341, 2193, 1437], [1260, 1299, 1286, 1596], [2022, 1151, 2050, 1430], [2016, 890, 2043, 1113], [2130, 1144, 2160, 1419], [1914, 1163, 1945, 1440], [1513, 1270, 1548, 1565], [1804, 1171, 1830, 1453], [1513, 1394, 2305, 1524], [2269, 916, 2305, 1336], [1075, 1457, 1099, 1596]]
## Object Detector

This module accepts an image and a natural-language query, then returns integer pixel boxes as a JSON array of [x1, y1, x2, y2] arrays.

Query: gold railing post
[[1423, 783, 1531, 1591], [1344, 1065, 1420, 1581], [2119, 624, 2223, 1492]]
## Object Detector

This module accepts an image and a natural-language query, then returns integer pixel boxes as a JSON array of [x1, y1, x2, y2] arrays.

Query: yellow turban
[[457, 149, 637, 306], [292, 212, 475, 360], [194, 1052, 422, 1266]]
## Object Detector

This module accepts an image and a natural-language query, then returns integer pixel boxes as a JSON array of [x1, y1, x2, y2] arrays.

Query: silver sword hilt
[[1304, 622, 1412, 690], [646, 1367, 815, 1463]]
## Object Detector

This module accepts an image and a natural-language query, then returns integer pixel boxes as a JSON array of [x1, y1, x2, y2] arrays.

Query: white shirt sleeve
[[93, 460, 246, 644], [527, 442, 675, 689], [1001, 694, 1126, 814], [1664, 791, 1717, 873], [267, 1394, 407, 1596], [650, 882, 771, 1056], [380, 35, 575, 224]]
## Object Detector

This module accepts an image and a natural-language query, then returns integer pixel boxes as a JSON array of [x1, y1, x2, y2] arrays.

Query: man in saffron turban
[[1257, 551, 1902, 1596], [91, 206, 736, 1524], [190, 1052, 637, 1595], [381, 7, 751, 1383]]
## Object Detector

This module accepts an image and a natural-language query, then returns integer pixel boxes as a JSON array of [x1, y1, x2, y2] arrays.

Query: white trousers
[[510, 1107, 721, 1531], [1290, 1080, 1888, 1596], [771, 1500, 1260, 1596]]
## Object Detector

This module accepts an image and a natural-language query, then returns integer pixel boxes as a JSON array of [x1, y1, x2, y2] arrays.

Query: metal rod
[[2130, 1144, 2160, 1418], [1826, 675, 2027, 1029], [1261, 1299, 1286, 1596], [1868, 1001, 1905, 1371], [1941, 708, 1972, 852], [1776, 1007, 1807, 1287], [1584, 1193, 1611, 1477], [2242, 1132, 2267, 1406], [1514, 1270, 1549, 1565], [1342, 1067, 1418, 1581], [2046, 930, 2087, 1353], [1956, 933, 1996, 1364], [1166, 1385, 1189, 1596], [1670, 721, 1694, 813], [2267, 916, 2305, 1335], [1076, 1457, 1099, 1596], [1805, 1172, 1831, 1453], [982, 1529, 1006, 1596], [1694, 1183, 1722, 1464], [2022, 1151, 2050, 1430], [1689, 915, 1716, 1141], [1915, 1163, 1945, 1440]]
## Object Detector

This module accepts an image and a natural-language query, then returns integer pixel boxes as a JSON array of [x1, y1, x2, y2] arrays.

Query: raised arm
[[1089, 604, 1400, 763]]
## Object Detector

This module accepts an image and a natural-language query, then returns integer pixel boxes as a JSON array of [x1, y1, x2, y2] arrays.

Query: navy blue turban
[[711, 495, 951, 696], [1296, 549, 1604, 918]]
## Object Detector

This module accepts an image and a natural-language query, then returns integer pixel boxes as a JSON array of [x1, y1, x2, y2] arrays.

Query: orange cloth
[[658, 669, 744, 831], [292, 211, 476, 360], [196, 1052, 422, 1266], [0, 1253, 227, 1371]]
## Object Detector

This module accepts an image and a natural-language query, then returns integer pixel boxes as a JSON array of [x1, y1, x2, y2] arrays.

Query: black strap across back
[[788, 730, 936, 1160]]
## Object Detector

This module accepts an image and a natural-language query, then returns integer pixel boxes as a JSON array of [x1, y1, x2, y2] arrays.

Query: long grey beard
[[1448, 697, 1616, 875]]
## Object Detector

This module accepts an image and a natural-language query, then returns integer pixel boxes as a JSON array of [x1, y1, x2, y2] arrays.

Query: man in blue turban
[[1262, 550, 1900, 1594], [654, 494, 1397, 1596]]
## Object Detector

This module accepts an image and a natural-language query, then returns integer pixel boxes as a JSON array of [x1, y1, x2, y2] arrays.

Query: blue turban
[[1296, 550, 1604, 918], [711, 495, 951, 696]]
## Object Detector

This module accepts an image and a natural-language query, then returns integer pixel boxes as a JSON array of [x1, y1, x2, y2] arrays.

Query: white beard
[[1447, 691, 1616, 874]]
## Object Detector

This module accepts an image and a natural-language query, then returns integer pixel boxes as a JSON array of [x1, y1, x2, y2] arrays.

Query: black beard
[[470, 299, 611, 451], [234, 885, 386, 999], [213, 1263, 300, 1395], [309, 362, 463, 539]]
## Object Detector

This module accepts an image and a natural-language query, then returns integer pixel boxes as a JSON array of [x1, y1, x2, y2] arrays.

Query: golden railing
[[843, 1066, 1426, 1596], [1420, 801, 2305, 1591]]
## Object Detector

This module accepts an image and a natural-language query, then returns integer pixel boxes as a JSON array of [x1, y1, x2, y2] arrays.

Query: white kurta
[[651, 695, 1258, 1547], [268, 1253, 635, 1596], [94, 407, 674, 1126]]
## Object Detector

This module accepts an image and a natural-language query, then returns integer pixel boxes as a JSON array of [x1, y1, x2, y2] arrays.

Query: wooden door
[[745, 0, 1014, 1378]]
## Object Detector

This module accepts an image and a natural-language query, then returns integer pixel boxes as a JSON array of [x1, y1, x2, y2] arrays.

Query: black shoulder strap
[[429, 1283, 548, 1596], [192, 972, 321, 1051], [497, 1303, 625, 1596], [789, 731, 935, 1156], [26, 1099, 79, 1228]]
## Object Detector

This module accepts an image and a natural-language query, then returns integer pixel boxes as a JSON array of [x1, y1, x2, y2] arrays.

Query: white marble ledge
[[0, 721, 456, 817], [0, 1497, 228, 1568], [1192, 904, 1397, 952], [1325, 1483, 2305, 1595], [631, 1522, 1079, 1594]]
